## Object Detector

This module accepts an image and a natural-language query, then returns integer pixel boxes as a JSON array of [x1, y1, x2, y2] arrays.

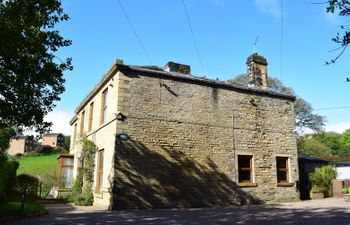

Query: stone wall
[[113, 70, 299, 209]]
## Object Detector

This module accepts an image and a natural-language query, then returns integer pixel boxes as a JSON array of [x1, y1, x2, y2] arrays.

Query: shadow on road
[[5, 200, 350, 225]]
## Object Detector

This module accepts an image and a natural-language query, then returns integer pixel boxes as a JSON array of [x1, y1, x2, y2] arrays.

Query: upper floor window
[[88, 102, 94, 132], [73, 123, 77, 142], [100, 88, 108, 125], [80, 111, 85, 135], [276, 157, 289, 183], [238, 155, 253, 183]]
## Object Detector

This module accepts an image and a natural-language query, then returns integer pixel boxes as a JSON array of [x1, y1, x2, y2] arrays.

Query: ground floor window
[[96, 149, 104, 193], [57, 154, 74, 189], [238, 155, 253, 183], [276, 157, 289, 183]]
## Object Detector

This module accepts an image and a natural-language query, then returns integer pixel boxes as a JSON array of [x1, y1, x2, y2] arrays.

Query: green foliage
[[326, 0, 350, 64], [298, 131, 350, 159], [63, 135, 71, 147], [314, 132, 341, 152], [0, 0, 72, 132], [73, 183, 93, 206], [340, 129, 350, 148], [52, 146, 68, 154], [0, 201, 45, 217], [16, 174, 39, 197], [0, 156, 19, 203], [69, 169, 93, 206], [34, 145, 54, 155], [0, 127, 16, 155], [81, 137, 96, 183], [16, 174, 39, 214], [36, 171, 57, 198], [69, 138, 96, 206], [309, 165, 336, 197], [228, 75, 325, 134], [342, 187, 349, 194], [297, 136, 329, 158]]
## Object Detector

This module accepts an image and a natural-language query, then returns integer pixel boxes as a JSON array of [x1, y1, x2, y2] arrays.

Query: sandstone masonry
[[70, 54, 299, 210]]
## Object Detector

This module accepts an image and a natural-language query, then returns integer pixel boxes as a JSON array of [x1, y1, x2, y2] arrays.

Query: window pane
[[100, 152, 104, 168], [276, 157, 288, 183], [277, 171, 287, 182], [239, 171, 251, 183], [61, 167, 73, 188], [238, 156, 251, 168], [238, 155, 252, 183], [63, 158, 74, 166], [277, 157, 287, 169]]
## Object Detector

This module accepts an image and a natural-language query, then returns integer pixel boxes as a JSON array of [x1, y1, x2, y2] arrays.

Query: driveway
[[5, 198, 350, 225]]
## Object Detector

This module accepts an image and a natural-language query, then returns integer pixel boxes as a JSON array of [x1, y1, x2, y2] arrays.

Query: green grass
[[17, 154, 59, 177], [0, 202, 45, 217]]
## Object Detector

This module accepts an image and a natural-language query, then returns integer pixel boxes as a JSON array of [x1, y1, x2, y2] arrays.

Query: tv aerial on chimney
[[253, 36, 259, 53]]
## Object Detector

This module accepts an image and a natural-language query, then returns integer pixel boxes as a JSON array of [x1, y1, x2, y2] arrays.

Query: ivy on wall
[[70, 136, 96, 206]]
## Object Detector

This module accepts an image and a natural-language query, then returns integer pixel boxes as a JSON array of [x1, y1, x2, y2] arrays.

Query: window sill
[[94, 192, 103, 198], [277, 182, 294, 187], [238, 183, 258, 188]]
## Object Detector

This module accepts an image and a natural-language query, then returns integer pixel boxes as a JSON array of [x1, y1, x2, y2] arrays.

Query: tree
[[16, 174, 39, 215], [228, 74, 326, 134], [63, 135, 71, 147], [0, 0, 72, 133], [0, 127, 16, 154], [326, 0, 350, 65], [297, 136, 329, 157], [340, 129, 350, 148]]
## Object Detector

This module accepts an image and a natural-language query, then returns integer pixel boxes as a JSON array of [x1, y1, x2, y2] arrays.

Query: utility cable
[[314, 106, 350, 111], [181, 0, 205, 75], [280, 0, 284, 81], [117, 0, 153, 65]]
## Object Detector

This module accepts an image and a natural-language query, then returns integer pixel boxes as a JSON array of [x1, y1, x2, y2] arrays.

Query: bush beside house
[[309, 165, 336, 198]]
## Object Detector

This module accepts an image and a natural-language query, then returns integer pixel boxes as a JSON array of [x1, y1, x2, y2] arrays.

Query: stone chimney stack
[[246, 53, 268, 89], [165, 61, 191, 75]]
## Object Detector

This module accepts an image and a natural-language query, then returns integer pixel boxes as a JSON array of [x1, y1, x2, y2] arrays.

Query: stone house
[[42, 133, 65, 148], [68, 53, 299, 209], [7, 136, 36, 156]]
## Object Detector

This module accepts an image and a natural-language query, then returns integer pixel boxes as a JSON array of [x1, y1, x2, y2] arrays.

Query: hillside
[[17, 154, 59, 177]]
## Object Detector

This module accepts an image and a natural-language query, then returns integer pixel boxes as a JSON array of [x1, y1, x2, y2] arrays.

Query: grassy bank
[[17, 154, 59, 176]]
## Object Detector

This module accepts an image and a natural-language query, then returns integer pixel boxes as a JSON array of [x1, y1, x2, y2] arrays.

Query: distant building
[[42, 133, 64, 148], [7, 136, 36, 156]]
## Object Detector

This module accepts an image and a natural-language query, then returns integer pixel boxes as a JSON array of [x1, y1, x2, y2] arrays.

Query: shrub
[[36, 171, 57, 198], [0, 156, 19, 203], [52, 146, 68, 154], [69, 173, 93, 206], [16, 174, 39, 214], [34, 145, 53, 155], [309, 165, 336, 197], [68, 138, 96, 206], [342, 187, 349, 194], [75, 183, 93, 206]]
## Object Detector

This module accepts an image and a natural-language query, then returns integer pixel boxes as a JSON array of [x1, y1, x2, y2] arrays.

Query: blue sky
[[48, 0, 350, 135]]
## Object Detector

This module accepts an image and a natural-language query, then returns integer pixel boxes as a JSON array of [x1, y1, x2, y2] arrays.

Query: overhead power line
[[117, 0, 153, 65], [181, 0, 205, 75], [279, 0, 284, 81], [314, 106, 350, 111]]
